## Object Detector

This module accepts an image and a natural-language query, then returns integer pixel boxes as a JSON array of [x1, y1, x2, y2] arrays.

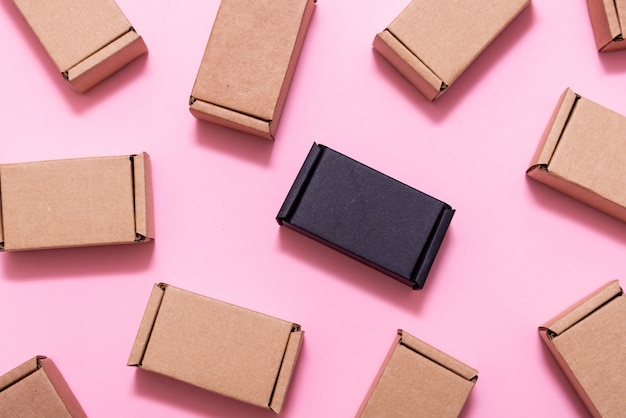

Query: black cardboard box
[[276, 143, 454, 289]]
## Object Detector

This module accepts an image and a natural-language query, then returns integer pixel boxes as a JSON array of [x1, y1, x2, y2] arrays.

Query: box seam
[[268, 326, 302, 412], [129, 154, 145, 243], [399, 340, 477, 383], [539, 95, 581, 172], [411, 206, 454, 289]]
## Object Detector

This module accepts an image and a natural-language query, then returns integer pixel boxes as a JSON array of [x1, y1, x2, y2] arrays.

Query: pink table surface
[[0, 1, 623, 417]]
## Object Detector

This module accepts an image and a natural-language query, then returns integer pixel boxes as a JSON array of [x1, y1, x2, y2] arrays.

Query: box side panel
[[39, 358, 87, 418], [269, 330, 304, 413], [373, 30, 442, 101], [67, 30, 147, 93], [128, 284, 167, 366], [131, 153, 155, 240]]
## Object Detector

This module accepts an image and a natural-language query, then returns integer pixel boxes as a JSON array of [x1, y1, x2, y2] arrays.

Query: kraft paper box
[[128, 283, 304, 414], [586, 0, 626, 51], [12, 0, 147, 93], [539, 280, 626, 418], [356, 330, 478, 418], [373, 0, 530, 101], [0, 356, 86, 417], [189, 0, 316, 140], [277, 143, 454, 289], [0, 153, 154, 251], [527, 88, 626, 223]]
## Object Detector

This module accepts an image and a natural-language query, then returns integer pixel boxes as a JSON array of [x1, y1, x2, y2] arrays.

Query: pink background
[[0, 0, 624, 417]]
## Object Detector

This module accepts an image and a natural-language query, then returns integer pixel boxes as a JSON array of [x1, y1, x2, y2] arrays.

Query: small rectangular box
[[586, 0, 626, 51], [0, 153, 154, 251], [128, 283, 304, 414], [276, 143, 454, 289], [12, 0, 147, 93], [539, 280, 626, 418], [189, 0, 316, 140], [356, 330, 478, 418], [0, 356, 86, 417], [527, 88, 626, 223], [373, 0, 530, 101]]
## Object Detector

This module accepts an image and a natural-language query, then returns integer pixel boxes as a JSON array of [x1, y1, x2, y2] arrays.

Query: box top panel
[[0, 155, 137, 250], [547, 95, 626, 209], [191, 0, 312, 121], [13, 0, 132, 72], [388, 0, 529, 84], [139, 284, 298, 409]]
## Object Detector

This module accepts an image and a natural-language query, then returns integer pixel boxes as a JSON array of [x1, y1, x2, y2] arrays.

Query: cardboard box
[[128, 283, 304, 414], [586, 0, 626, 51], [356, 330, 478, 418], [276, 143, 454, 289], [0, 153, 154, 251], [12, 0, 147, 93], [189, 0, 316, 140], [0, 356, 86, 417], [527, 88, 626, 223], [373, 0, 530, 101], [539, 280, 626, 418]]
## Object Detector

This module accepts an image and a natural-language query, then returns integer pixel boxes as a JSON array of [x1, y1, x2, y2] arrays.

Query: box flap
[[127, 283, 167, 366], [131, 153, 154, 241], [587, 0, 625, 50], [189, 99, 273, 140], [0, 356, 41, 392], [269, 330, 304, 413], [386, 0, 529, 86]]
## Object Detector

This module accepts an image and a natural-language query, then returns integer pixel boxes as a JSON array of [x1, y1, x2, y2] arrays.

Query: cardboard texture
[[0, 153, 154, 251], [12, 0, 147, 93], [527, 88, 626, 223], [539, 280, 626, 418], [189, 0, 316, 140], [276, 143, 454, 289], [0, 356, 86, 418], [356, 330, 477, 418], [128, 283, 303, 414], [373, 0, 530, 101], [586, 0, 626, 51]]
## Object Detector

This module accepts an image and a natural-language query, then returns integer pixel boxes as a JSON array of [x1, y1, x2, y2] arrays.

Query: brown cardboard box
[[0, 356, 87, 417], [586, 0, 626, 51], [0, 153, 154, 251], [356, 330, 478, 418], [527, 88, 626, 223], [12, 0, 147, 93], [189, 0, 316, 140], [128, 283, 304, 414], [539, 280, 626, 418], [373, 0, 530, 101]]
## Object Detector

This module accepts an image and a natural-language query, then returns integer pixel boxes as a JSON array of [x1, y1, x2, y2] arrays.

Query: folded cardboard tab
[[189, 0, 316, 140], [356, 330, 478, 418], [12, 0, 148, 93], [0, 356, 86, 417], [128, 283, 303, 414], [586, 0, 626, 51], [527, 88, 626, 223], [539, 280, 626, 418], [373, 0, 530, 101], [0, 153, 154, 251], [277, 143, 454, 289]]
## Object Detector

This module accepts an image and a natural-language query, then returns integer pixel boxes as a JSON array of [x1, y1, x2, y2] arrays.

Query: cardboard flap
[[527, 88, 579, 171], [269, 329, 304, 413], [131, 153, 154, 241], [127, 284, 167, 366], [399, 330, 478, 381], [540, 280, 622, 336], [0, 356, 41, 392], [189, 99, 273, 140]]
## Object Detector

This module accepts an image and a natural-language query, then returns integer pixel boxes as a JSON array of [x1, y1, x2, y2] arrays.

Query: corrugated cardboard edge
[[356, 330, 478, 417], [586, 0, 626, 51], [269, 329, 304, 413], [0, 356, 86, 418], [538, 280, 622, 418], [189, 0, 316, 141], [526, 89, 626, 223], [412, 206, 454, 290], [127, 283, 167, 366], [67, 28, 147, 93], [372, 29, 444, 101], [131, 152, 154, 242]]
